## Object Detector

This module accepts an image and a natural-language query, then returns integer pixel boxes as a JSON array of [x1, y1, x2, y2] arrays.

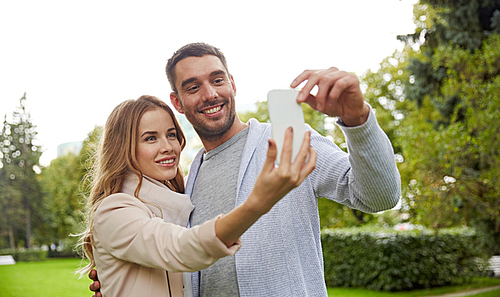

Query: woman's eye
[[145, 136, 156, 141], [167, 132, 177, 139]]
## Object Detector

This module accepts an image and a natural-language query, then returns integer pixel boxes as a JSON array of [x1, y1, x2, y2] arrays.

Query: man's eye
[[187, 85, 199, 92], [213, 78, 224, 84]]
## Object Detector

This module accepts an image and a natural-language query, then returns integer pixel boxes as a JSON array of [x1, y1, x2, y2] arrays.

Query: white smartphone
[[267, 89, 306, 163]]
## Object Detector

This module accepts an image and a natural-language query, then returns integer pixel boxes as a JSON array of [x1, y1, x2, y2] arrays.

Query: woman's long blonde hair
[[77, 95, 186, 277]]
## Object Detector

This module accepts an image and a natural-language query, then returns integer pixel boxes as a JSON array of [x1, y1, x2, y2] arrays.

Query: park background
[[1, 0, 500, 296]]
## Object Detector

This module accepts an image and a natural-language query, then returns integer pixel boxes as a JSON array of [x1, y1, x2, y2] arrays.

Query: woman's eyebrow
[[140, 130, 157, 138]]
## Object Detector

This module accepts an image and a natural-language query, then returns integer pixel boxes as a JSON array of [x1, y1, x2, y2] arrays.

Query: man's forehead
[[175, 55, 227, 81]]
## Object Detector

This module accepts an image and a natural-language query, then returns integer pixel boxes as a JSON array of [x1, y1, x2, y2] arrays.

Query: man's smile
[[202, 105, 222, 114]]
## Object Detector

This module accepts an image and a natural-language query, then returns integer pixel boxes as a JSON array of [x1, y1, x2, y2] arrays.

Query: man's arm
[[291, 67, 401, 212]]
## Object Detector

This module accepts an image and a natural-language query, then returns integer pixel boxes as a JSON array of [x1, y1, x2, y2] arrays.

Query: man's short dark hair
[[166, 43, 230, 95]]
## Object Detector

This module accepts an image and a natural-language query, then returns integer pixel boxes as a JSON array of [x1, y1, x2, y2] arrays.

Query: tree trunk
[[8, 224, 15, 249], [25, 205, 31, 249]]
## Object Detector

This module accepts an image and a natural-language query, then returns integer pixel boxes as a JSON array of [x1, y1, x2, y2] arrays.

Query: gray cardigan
[[185, 108, 401, 297]]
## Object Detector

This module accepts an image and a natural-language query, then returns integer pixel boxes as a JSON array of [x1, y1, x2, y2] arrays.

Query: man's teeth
[[158, 159, 174, 164], [203, 106, 221, 114]]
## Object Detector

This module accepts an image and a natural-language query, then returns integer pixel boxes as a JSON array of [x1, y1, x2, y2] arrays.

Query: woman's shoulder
[[96, 192, 152, 215]]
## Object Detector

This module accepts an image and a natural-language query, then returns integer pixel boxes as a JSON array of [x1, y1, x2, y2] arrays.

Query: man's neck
[[201, 120, 248, 152]]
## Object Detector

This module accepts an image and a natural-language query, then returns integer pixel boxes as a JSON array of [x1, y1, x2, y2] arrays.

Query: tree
[[395, 0, 500, 254], [39, 125, 102, 248], [400, 0, 500, 122], [0, 94, 43, 248], [40, 153, 84, 244], [0, 151, 23, 249], [77, 125, 103, 197]]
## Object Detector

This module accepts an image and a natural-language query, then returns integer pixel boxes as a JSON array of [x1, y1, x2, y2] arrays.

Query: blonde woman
[[78, 95, 316, 296]]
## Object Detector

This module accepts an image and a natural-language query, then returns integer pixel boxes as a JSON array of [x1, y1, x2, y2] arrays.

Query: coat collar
[[121, 173, 194, 226]]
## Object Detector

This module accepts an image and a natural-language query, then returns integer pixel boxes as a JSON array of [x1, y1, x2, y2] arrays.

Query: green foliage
[[319, 198, 361, 228], [0, 248, 47, 262], [0, 163, 23, 249], [47, 248, 80, 258], [319, 198, 383, 229], [0, 94, 44, 249], [321, 228, 489, 292], [79, 125, 102, 172], [0, 96, 102, 250], [395, 0, 500, 254], [359, 49, 414, 155], [238, 101, 270, 124], [39, 125, 102, 248], [40, 153, 85, 242], [401, 0, 500, 119]]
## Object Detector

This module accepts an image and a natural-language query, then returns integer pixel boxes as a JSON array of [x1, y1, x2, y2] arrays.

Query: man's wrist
[[339, 103, 370, 127]]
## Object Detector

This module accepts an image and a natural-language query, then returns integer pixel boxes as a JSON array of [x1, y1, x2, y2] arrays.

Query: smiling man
[[165, 43, 401, 297], [169, 55, 243, 149]]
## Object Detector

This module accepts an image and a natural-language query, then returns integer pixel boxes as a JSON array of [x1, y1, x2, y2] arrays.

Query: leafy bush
[[47, 249, 80, 258], [0, 248, 47, 262], [321, 227, 489, 291]]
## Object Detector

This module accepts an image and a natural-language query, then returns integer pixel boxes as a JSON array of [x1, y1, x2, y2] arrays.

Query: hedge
[[321, 228, 489, 291], [0, 249, 47, 262], [47, 249, 80, 258]]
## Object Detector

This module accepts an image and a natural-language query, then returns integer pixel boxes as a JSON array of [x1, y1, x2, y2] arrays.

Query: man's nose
[[200, 84, 217, 102]]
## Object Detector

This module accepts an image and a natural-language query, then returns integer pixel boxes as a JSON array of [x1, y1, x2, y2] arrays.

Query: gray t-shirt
[[190, 127, 249, 297]]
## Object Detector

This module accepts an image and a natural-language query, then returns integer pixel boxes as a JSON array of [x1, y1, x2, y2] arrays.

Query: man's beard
[[185, 97, 237, 143]]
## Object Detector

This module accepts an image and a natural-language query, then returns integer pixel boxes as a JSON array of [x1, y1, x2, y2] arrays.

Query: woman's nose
[[160, 138, 173, 153]]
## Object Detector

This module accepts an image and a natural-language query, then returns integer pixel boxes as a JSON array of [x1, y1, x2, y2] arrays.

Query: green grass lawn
[[326, 278, 500, 297], [0, 258, 499, 297], [0, 258, 91, 297]]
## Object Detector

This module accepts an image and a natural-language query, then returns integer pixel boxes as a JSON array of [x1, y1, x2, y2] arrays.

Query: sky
[[0, 0, 418, 166]]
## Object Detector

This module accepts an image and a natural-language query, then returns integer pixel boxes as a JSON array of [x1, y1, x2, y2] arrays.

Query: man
[[90, 42, 400, 296]]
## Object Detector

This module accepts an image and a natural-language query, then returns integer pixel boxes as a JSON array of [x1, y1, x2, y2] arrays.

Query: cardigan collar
[[185, 118, 270, 197], [121, 173, 194, 226]]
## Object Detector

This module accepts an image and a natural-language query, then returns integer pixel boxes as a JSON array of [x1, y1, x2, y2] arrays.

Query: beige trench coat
[[92, 174, 241, 296]]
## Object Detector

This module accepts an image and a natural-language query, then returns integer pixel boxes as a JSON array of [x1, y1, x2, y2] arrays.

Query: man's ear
[[170, 92, 185, 114], [230, 75, 236, 96]]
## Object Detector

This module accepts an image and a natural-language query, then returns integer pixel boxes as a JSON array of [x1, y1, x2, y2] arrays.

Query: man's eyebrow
[[210, 70, 226, 77], [180, 70, 227, 89], [181, 77, 197, 89]]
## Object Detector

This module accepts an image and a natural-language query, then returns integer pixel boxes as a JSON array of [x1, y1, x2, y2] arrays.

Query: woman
[[78, 95, 316, 296]]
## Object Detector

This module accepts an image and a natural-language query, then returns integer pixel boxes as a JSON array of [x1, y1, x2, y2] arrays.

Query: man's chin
[[194, 119, 235, 140]]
